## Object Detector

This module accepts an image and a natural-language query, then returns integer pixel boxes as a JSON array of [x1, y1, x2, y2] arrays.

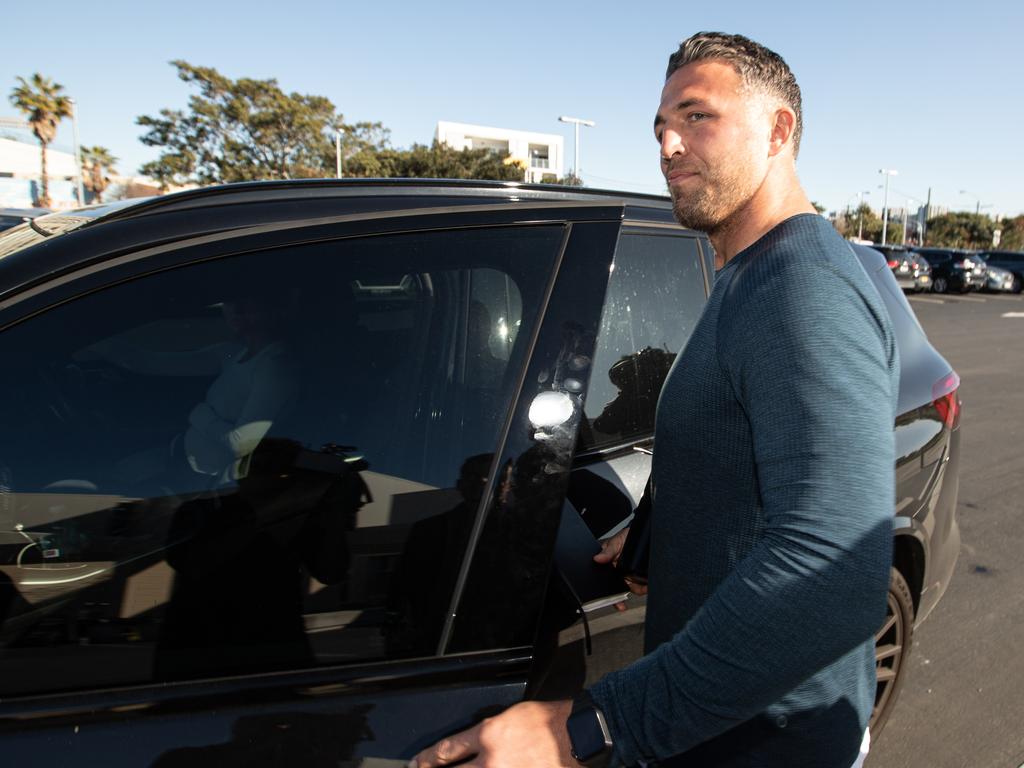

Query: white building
[[0, 136, 79, 209], [435, 121, 564, 184]]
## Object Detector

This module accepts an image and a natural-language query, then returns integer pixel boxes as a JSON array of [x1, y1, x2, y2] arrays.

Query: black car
[[0, 180, 960, 764], [873, 244, 932, 293], [976, 250, 1024, 293], [911, 246, 987, 293]]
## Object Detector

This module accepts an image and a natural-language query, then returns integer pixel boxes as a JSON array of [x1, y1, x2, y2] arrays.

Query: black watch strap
[[572, 690, 597, 714]]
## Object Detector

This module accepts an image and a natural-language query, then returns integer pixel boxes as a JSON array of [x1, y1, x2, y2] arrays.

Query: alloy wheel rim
[[872, 589, 904, 725]]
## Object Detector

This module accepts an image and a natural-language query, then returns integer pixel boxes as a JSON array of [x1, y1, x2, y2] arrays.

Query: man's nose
[[660, 129, 685, 162]]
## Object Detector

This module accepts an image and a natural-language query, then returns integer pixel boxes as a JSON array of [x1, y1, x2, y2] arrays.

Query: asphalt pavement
[[871, 290, 1024, 768]]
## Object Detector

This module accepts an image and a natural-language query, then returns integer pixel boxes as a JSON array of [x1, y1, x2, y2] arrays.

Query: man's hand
[[411, 700, 576, 768], [593, 528, 648, 611]]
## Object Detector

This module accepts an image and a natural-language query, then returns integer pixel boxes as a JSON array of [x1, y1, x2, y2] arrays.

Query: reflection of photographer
[[154, 439, 369, 681], [385, 453, 492, 657], [593, 346, 676, 437]]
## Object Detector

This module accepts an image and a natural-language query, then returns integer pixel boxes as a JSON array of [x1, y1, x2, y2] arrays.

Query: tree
[[138, 61, 540, 188], [925, 212, 994, 249], [834, 204, 905, 245], [811, 201, 826, 214], [137, 61, 387, 188], [344, 140, 525, 182], [541, 172, 583, 186], [9, 73, 73, 207], [81, 145, 118, 203]]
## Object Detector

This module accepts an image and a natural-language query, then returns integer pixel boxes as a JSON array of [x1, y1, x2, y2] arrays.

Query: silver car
[[985, 265, 1017, 292]]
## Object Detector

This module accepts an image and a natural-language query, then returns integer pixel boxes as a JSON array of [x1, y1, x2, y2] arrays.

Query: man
[[414, 32, 897, 768]]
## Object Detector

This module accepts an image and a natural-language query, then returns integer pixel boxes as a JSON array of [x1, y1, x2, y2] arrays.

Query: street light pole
[[879, 169, 898, 245], [69, 98, 84, 206], [558, 115, 595, 181]]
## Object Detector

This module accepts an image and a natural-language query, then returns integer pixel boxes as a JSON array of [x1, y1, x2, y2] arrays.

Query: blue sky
[[3, 0, 1022, 216]]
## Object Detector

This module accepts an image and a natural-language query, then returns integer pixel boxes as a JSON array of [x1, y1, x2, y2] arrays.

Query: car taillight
[[887, 259, 899, 268], [911, 262, 919, 269], [931, 371, 961, 429]]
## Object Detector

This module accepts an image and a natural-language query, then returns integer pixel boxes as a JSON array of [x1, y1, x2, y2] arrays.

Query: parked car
[[910, 247, 987, 293], [873, 244, 932, 292], [976, 250, 1024, 293], [983, 265, 1017, 292], [0, 207, 50, 232], [0, 180, 960, 763]]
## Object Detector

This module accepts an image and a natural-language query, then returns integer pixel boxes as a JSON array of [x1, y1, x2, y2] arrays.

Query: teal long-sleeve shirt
[[589, 214, 899, 767]]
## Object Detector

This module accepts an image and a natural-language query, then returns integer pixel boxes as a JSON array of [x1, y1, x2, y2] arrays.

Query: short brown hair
[[667, 32, 804, 157]]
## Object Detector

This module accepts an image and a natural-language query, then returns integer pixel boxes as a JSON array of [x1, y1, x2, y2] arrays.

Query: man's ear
[[768, 107, 796, 158]]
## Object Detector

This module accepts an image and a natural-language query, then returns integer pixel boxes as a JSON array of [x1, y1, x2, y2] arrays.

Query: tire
[[1012, 274, 1023, 295], [870, 567, 915, 738], [932, 276, 948, 294]]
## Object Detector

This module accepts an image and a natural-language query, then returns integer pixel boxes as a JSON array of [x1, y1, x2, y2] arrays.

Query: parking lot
[[872, 291, 1024, 767]]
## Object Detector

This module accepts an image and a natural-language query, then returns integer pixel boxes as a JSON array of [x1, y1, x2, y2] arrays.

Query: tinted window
[[579, 233, 706, 451], [0, 225, 562, 696]]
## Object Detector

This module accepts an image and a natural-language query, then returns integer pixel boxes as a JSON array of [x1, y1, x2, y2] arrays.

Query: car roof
[[59, 178, 676, 228], [0, 179, 682, 303]]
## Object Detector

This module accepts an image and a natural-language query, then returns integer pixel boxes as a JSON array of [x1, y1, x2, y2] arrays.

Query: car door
[[0, 211, 620, 766], [531, 226, 711, 695]]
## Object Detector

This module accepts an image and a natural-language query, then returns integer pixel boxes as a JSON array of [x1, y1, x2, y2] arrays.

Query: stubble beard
[[669, 167, 753, 237]]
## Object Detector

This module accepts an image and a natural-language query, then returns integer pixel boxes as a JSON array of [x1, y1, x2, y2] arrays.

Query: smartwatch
[[566, 691, 613, 767]]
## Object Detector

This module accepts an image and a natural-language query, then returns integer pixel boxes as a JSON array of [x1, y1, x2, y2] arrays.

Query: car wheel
[[932, 276, 948, 293], [1012, 275, 1023, 294], [870, 567, 915, 737]]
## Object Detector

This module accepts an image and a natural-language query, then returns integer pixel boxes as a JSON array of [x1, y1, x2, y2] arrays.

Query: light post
[[879, 169, 898, 245], [68, 97, 84, 206], [558, 115, 595, 181]]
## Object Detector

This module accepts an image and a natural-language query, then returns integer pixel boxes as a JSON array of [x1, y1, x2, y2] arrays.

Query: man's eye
[[688, 112, 708, 122]]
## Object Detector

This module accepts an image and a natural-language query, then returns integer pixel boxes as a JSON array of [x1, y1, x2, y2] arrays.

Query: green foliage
[[9, 73, 73, 207], [994, 215, 1024, 251], [541, 172, 583, 187], [836, 203, 903, 244], [925, 212, 994, 249], [811, 200, 826, 214], [138, 61, 529, 188], [344, 140, 524, 181], [137, 61, 388, 188]]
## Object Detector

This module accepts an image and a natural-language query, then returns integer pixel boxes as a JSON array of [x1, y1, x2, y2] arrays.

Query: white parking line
[[909, 296, 945, 305], [1002, 312, 1024, 318]]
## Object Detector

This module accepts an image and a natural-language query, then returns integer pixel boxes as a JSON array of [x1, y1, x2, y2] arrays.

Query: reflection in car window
[[580, 233, 706, 451], [0, 225, 562, 696]]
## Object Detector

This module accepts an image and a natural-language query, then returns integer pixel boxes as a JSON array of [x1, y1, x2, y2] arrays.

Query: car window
[[579, 232, 706, 452], [0, 224, 562, 696]]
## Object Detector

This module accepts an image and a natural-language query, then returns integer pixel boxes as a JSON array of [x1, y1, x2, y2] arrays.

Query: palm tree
[[9, 74, 73, 207], [81, 145, 118, 203]]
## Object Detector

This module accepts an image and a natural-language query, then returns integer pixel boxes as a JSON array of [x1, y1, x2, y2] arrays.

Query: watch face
[[568, 707, 611, 764]]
